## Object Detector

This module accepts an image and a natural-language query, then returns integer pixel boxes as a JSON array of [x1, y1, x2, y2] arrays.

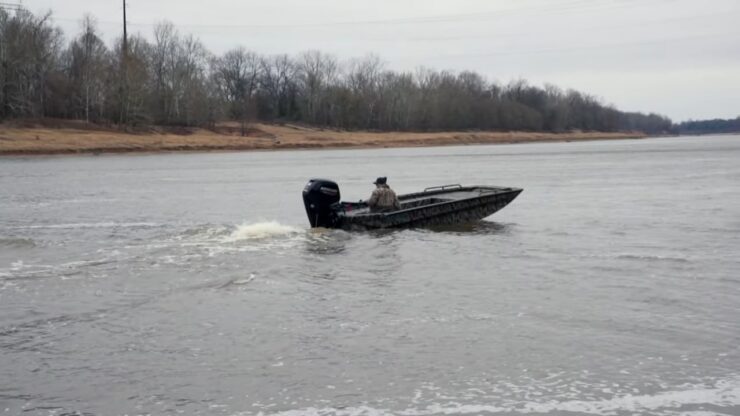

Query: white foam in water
[[248, 376, 740, 416], [225, 221, 303, 242]]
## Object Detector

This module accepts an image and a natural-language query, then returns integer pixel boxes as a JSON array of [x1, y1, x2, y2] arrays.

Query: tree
[[259, 54, 296, 121], [109, 33, 151, 126], [150, 21, 177, 124], [149, 22, 212, 126], [345, 54, 383, 129], [67, 15, 109, 122], [212, 47, 261, 135], [0, 9, 64, 118], [295, 50, 337, 125]]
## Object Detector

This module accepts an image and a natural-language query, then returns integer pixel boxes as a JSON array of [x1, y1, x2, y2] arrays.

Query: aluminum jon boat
[[302, 179, 523, 230]]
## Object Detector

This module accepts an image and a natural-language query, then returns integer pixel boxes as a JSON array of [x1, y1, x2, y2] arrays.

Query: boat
[[302, 179, 522, 230]]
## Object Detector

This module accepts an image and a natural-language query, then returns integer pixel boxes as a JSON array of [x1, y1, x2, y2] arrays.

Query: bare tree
[[108, 34, 151, 126], [175, 35, 211, 126], [345, 54, 383, 128], [212, 47, 261, 135], [67, 15, 109, 122], [259, 54, 296, 120], [0, 8, 63, 118], [296, 50, 337, 125], [151, 21, 176, 123]]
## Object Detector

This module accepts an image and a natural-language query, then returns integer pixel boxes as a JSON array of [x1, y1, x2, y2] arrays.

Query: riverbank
[[0, 120, 647, 155]]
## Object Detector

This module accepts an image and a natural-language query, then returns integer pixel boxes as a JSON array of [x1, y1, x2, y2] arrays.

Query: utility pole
[[122, 0, 128, 58], [119, 0, 128, 124]]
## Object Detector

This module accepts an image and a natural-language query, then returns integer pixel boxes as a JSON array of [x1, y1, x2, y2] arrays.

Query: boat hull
[[335, 186, 522, 230]]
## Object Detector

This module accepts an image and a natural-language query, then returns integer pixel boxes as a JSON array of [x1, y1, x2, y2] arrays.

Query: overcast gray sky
[[19, 0, 740, 121]]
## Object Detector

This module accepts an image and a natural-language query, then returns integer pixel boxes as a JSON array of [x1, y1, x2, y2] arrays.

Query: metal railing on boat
[[423, 184, 462, 192]]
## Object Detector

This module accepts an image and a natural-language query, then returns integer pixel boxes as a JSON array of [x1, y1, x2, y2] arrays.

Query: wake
[[224, 221, 303, 242]]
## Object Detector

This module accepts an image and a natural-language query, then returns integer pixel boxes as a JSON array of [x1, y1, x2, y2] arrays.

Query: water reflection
[[423, 220, 514, 235]]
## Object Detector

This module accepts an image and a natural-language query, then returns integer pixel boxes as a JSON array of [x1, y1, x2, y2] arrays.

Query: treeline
[[0, 9, 674, 134], [677, 117, 740, 135]]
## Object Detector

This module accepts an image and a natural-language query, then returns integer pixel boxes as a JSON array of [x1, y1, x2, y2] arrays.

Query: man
[[367, 177, 401, 213]]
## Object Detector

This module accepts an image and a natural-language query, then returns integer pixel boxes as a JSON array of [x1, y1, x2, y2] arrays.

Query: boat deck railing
[[423, 184, 462, 192]]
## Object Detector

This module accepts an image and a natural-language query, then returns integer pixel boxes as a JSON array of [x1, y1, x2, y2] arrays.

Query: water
[[1, 136, 739, 416]]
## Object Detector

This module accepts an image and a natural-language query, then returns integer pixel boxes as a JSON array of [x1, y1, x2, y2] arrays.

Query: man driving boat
[[367, 177, 401, 213]]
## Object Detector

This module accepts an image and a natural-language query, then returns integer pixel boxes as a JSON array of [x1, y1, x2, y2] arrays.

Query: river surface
[[1, 135, 739, 416]]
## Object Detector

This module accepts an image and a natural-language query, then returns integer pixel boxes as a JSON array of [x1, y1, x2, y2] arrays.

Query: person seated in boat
[[367, 177, 401, 213]]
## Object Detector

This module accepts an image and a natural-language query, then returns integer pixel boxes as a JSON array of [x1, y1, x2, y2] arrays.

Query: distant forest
[[677, 118, 740, 135], [1, 9, 677, 134]]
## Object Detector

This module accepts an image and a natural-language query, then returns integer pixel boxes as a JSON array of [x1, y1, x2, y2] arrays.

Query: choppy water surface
[[1, 136, 739, 416]]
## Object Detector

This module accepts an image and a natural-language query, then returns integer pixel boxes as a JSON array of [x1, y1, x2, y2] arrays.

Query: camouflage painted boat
[[303, 179, 522, 230]]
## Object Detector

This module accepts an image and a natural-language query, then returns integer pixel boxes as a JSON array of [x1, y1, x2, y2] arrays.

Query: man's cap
[[373, 177, 387, 185]]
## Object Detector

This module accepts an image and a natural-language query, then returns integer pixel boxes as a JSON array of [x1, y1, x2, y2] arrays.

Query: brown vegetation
[[0, 121, 646, 155]]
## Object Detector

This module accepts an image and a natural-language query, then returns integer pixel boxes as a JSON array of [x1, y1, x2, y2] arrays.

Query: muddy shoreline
[[0, 122, 648, 156]]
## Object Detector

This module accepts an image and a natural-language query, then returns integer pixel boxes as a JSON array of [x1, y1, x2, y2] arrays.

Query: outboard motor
[[303, 179, 341, 228]]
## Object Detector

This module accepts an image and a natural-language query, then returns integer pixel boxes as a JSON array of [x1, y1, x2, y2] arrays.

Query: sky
[[15, 0, 740, 121]]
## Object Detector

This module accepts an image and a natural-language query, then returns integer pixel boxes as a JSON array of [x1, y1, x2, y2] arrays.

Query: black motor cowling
[[303, 179, 341, 228]]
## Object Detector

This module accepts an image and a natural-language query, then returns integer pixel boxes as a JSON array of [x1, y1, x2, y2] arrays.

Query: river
[[1, 135, 739, 415]]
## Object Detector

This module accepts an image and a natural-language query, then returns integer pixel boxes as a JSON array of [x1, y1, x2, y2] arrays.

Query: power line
[[402, 31, 740, 62], [0, 1, 23, 12], [396, 10, 740, 43], [49, 0, 656, 30], [49, 4, 735, 51], [21, 0, 737, 56]]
